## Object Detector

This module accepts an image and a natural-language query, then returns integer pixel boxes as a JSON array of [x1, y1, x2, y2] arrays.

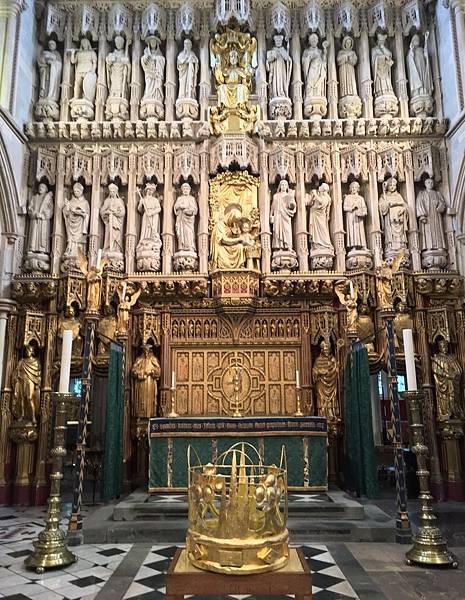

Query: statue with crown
[[210, 29, 259, 134]]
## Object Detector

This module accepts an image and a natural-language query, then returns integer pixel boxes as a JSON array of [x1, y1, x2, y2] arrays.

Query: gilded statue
[[432, 339, 465, 421], [335, 280, 358, 333], [394, 302, 414, 351], [97, 305, 117, 357], [58, 305, 82, 357], [374, 251, 405, 310], [116, 286, 141, 336], [79, 251, 108, 312], [11, 345, 41, 425], [131, 345, 161, 418], [210, 204, 246, 270], [356, 305, 375, 353], [210, 29, 257, 134], [312, 340, 339, 421]]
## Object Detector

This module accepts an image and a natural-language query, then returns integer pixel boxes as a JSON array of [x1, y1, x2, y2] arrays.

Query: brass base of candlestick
[[403, 390, 458, 569], [25, 393, 76, 573], [406, 527, 458, 568], [294, 386, 303, 417], [167, 387, 179, 418]]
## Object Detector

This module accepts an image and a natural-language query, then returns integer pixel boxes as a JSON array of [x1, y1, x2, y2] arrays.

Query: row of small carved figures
[[170, 317, 301, 339], [24, 116, 448, 141]]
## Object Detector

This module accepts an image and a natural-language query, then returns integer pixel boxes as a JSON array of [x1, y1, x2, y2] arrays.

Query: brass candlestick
[[294, 385, 303, 417], [403, 390, 458, 568], [167, 386, 179, 418], [25, 393, 77, 573]]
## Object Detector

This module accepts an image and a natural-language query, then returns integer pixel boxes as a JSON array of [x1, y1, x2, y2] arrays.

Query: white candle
[[296, 369, 300, 388], [96, 249, 102, 269], [172, 370, 176, 389], [122, 283, 127, 299], [349, 280, 354, 296], [402, 329, 418, 391], [59, 329, 73, 393]]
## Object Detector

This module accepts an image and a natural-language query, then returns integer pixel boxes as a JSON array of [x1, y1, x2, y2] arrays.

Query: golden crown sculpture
[[186, 443, 289, 574]]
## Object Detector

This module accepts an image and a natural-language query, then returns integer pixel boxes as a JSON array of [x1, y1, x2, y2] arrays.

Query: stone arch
[[0, 133, 20, 236]]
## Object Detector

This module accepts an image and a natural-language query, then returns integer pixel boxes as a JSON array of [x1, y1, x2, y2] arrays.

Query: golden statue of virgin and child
[[210, 30, 258, 134]]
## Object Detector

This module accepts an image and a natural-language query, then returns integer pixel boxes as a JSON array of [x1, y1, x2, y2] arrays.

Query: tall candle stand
[[294, 384, 303, 417], [403, 390, 458, 568], [168, 385, 179, 418], [25, 393, 77, 573]]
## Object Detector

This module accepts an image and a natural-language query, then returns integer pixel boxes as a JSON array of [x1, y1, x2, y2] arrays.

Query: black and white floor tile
[[147, 493, 331, 505], [123, 544, 358, 600], [0, 539, 131, 600]]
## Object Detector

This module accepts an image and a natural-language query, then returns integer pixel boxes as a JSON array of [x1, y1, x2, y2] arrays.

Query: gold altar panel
[[173, 348, 298, 416]]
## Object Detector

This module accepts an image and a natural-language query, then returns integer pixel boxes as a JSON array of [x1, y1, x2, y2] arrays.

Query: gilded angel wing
[[391, 251, 406, 274], [77, 249, 88, 276], [129, 288, 141, 307]]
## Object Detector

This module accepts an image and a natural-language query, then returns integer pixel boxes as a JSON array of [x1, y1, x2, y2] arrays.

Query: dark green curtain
[[345, 345, 378, 498], [102, 342, 124, 501]]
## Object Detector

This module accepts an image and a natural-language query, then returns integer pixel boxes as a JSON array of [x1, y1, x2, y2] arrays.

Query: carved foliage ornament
[[23, 311, 46, 348], [268, 0, 291, 37], [367, 1, 394, 36], [412, 143, 441, 182], [401, 0, 425, 35], [215, 0, 251, 26], [133, 309, 161, 346], [176, 2, 198, 39], [65, 148, 93, 186], [269, 146, 296, 184], [376, 143, 405, 182], [107, 2, 133, 41], [101, 148, 129, 185], [44, 3, 66, 42], [210, 136, 259, 174], [340, 144, 368, 183], [173, 145, 200, 184], [141, 2, 167, 40], [300, 0, 325, 38], [304, 145, 332, 183]]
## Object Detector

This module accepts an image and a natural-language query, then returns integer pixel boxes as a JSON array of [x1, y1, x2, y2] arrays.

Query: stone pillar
[[165, 11, 176, 122], [126, 147, 138, 273], [259, 141, 271, 273], [403, 154, 421, 271], [51, 148, 66, 275], [327, 22, 338, 120], [162, 146, 174, 273], [367, 151, 383, 267], [198, 141, 210, 273], [0, 14, 19, 111], [331, 147, 345, 272], [428, 18, 444, 119], [95, 17, 108, 122], [394, 10, 409, 118], [358, 11, 374, 119], [301, 311, 313, 412], [439, 146, 457, 271], [295, 147, 309, 272], [256, 12, 267, 120], [59, 15, 73, 122], [130, 22, 142, 121], [450, 0, 465, 110], [199, 12, 211, 122], [290, 14, 303, 121], [89, 152, 102, 265]]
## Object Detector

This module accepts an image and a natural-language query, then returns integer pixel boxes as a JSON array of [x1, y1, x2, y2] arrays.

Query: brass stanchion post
[[404, 390, 458, 568], [25, 393, 77, 573]]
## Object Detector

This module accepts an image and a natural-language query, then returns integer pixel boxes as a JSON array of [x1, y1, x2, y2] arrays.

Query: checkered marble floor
[[0, 536, 131, 600], [123, 544, 358, 600]]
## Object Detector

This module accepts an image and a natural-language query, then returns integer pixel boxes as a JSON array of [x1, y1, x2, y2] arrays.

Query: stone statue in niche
[[302, 33, 328, 120], [407, 33, 434, 117], [343, 181, 372, 270], [312, 340, 340, 422], [105, 35, 131, 121], [100, 183, 126, 272], [132, 344, 161, 418], [416, 178, 448, 270], [11, 345, 41, 425], [337, 36, 362, 118], [116, 286, 141, 336], [141, 36, 165, 120], [176, 39, 199, 120], [136, 182, 162, 272], [379, 177, 409, 264], [306, 183, 334, 270], [62, 182, 90, 272], [35, 39, 62, 121], [432, 339, 465, 421], [24, 183, 54, 273], [371, 32, 398, 118], [266, 34, 292, 119], [173, 182, 199, 272], [69, 38, 98, 121], [270, 179, 298, 272]]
